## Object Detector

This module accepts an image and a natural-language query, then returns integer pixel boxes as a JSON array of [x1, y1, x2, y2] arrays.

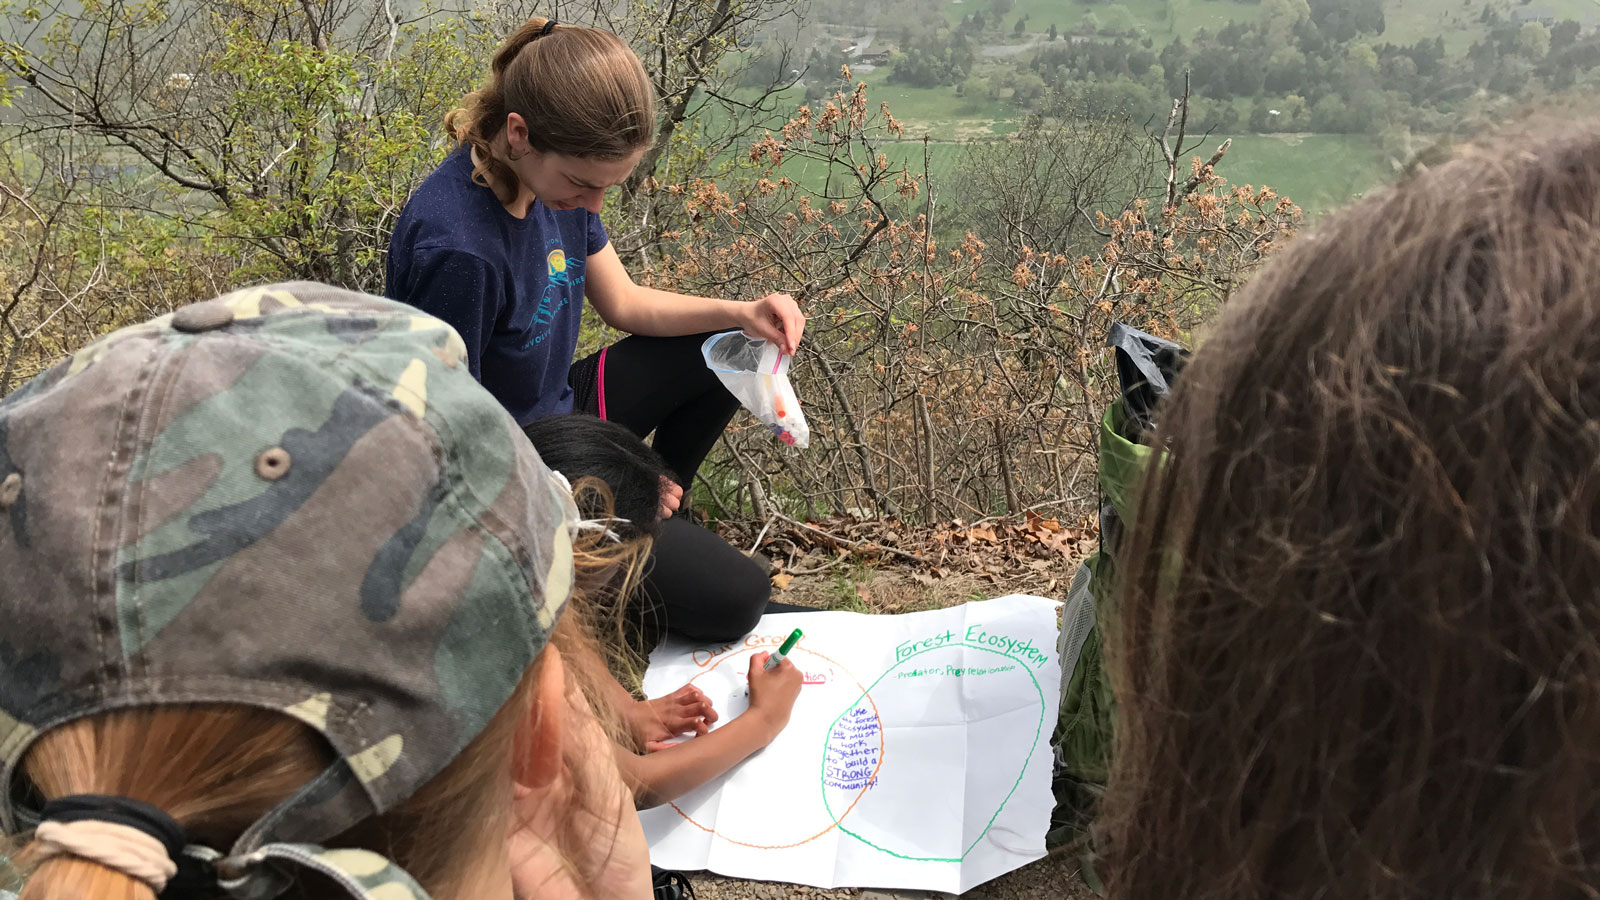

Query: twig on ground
[[787, 556, 852, 577], [772, 512, 923, 565], [748, 514, 777, 555]]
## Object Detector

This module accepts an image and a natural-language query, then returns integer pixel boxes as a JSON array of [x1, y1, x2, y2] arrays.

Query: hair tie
[[539, 18, 557, 36], [573, 515, 629, 543], [35, 795, 186, 892], [41, 795, 185, 857], [545, 469, 627, 542]]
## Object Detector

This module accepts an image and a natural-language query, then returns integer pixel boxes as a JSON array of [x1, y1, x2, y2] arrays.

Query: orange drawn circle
[[666, 645, 885, 849]]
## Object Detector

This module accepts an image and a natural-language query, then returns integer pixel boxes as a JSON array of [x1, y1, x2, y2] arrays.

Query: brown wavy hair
[[445, 17, 656, 205], [1099, 120, 1600, 900]]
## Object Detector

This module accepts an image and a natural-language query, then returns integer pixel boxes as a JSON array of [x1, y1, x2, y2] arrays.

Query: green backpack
[[1051, 324, 1186, 857]]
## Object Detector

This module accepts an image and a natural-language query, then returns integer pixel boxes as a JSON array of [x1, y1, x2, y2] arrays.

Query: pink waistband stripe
[[597, 345, 609, 420]]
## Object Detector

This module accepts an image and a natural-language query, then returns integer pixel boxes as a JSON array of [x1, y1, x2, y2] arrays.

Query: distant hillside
[[745, 0, 1600, 213]]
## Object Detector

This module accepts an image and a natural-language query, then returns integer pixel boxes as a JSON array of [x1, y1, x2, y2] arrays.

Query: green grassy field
[[944, 0, 1268, 37], [716, 131, 1390, 218], [1387, 0, 1600, 49], [758, 140, 969, 190], [718, 138, 970, 199], [1383, 0, 1486, 50], [1214, 132, 1392, 214], [943, 0, 1600, 56], [949, 0, 1600, 46], [710, 0, 1415, 217], [737, 77, 1019, 139], [711, 123, 1390, 219]]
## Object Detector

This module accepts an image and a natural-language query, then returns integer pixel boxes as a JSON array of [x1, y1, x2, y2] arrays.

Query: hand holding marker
[[766, 628, 803, 670], [745, 629, 802, 697]]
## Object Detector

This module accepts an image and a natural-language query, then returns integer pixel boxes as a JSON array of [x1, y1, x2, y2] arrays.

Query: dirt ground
[[689, 849, 1095, 899], [667, 552, 1095, 900], [761, 557, 1071, 618]]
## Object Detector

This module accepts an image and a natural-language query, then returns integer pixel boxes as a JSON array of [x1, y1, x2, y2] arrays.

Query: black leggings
[[570, 333, 783, 644]]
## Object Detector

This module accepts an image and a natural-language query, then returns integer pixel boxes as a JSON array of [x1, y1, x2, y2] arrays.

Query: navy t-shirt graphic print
[[386, 147, 608, 424], [525, 241, 585, 347]]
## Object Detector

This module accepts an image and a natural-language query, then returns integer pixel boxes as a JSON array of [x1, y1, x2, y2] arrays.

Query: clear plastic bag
[[701, 331, 810, 448]]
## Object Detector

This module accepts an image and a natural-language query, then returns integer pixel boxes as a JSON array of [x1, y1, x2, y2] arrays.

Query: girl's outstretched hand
[[741, 293, 806, 355], [631, 684, 718, 752]]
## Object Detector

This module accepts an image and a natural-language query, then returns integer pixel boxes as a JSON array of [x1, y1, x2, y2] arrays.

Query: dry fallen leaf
[[771, 572, 794, 591], [1025, 511, 1063, 532]]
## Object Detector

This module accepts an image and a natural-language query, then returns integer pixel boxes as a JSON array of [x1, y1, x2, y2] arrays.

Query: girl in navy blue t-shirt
[[387, 17, 807, 647]]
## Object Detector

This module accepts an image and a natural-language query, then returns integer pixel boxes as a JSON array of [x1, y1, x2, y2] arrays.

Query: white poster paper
[[639, 594, 1063, 893]]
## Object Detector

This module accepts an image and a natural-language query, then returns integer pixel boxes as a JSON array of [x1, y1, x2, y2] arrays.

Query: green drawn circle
[[817, 641, 1047, 862]]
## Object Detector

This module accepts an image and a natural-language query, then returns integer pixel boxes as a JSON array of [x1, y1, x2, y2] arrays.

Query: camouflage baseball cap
[[0, 283, 580, 898]]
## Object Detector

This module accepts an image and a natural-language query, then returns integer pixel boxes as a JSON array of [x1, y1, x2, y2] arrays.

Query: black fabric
[[636, 517, 771, 645], [1107, 322, 1188, 438], [1101, 323, 1189, 552], [569, 332, 739, 486], [566, 352, 602, 423], [570, 333, 766, 646], [162, 853, 221, 900], [764, 600, 821, 615], [41, 795, 185, 859], [652, 867, 696, 899]]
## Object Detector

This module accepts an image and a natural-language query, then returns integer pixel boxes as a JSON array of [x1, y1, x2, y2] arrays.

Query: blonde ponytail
[[17, 857, 152, 900], [10, 708, 325, 900]]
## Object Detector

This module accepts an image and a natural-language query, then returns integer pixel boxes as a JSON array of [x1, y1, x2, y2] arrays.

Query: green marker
[[765, 628, 803, 670]]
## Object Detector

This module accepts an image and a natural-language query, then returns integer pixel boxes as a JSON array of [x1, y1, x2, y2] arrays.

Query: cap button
[[171, 300, 235, 333]]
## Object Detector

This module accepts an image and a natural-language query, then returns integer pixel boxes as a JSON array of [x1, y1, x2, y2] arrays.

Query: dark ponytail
[[523, 413, 669, 541]]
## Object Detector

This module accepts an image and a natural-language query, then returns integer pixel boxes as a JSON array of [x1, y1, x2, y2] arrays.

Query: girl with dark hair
[[524, 413, 675, 543], [1100, 121, 1600, 900], [387, 17, 802, 646], [523, 413, 813, 810]]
